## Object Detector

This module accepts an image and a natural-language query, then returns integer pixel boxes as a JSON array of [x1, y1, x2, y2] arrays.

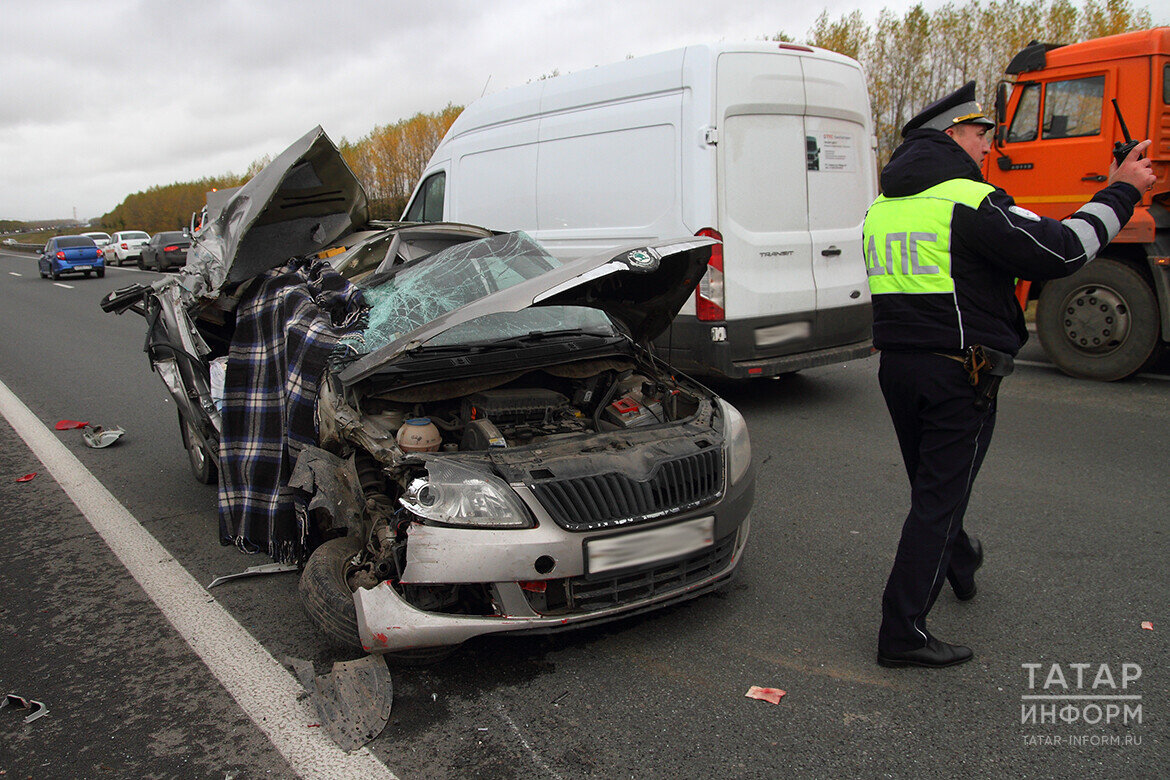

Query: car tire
[[137, 256, 146, 270], [177, 409, 218, 485], [51, 267, 60, 281], [97, 268, 105, 279], [39, 267, 47, 279], [299, 536, 367, 651], [1035, 256, 1159, 381]]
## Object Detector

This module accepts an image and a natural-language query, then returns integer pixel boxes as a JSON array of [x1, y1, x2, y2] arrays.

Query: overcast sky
[[1, 0, 1161, 222]]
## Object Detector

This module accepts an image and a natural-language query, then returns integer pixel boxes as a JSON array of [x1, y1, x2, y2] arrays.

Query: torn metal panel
[[287, 656, 392, 752], [288, 446, 366, 537], [182, 126, 369, 300]]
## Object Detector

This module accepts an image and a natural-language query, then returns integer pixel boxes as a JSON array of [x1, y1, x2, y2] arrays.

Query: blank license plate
[[586, 516, 714, 575], [74, 265, 91, 270]]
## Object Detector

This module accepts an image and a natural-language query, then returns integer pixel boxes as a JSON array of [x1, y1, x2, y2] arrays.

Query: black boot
[[878, 638, 973, 668]]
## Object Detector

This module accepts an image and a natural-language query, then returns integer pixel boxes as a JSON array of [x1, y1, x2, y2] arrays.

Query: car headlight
[[400, 459, 533, 529], [718, 398, 752, 484]]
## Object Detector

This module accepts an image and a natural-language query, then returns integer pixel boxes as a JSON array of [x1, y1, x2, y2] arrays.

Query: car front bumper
[[354, 470, 754, 653], [355, 517, 750, 653]]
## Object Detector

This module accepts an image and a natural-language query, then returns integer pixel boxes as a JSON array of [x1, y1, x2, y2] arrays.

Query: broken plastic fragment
[[287, 655, 393, 752], [745, 686, 787, 705], [54, 420, 89, 430], [207, 562, 298, 589], [15, 473, 36, 483], [1141, 621, 1153, 631], [1, 694, 49, 723], [81, 425, 126, 449]]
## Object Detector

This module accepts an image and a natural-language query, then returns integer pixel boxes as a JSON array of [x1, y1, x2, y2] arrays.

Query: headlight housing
[[400, 459, 533, 529], [718, 398, 752, 484]]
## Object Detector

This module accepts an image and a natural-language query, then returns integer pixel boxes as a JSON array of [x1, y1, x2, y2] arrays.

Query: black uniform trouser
[[877, 351, 995, 653]]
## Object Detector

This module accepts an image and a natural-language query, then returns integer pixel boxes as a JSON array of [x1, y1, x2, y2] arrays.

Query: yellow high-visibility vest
[[863, 179, 994, 296]]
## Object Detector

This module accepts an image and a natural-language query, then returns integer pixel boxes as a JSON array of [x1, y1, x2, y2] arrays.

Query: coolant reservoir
[[397, 417, 442, 452]]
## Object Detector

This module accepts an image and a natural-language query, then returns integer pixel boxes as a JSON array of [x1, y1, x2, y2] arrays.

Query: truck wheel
[[178, 409, 218, 484], [1035, 256, 1158, 381], [299, 536, 366, 651]]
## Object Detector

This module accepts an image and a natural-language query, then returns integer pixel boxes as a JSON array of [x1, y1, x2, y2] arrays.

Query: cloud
[[0, 0, 932, 219]]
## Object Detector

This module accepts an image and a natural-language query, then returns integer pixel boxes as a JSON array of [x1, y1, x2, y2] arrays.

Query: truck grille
[[566, 531, 737, 612], [529, 448, 723, 531]]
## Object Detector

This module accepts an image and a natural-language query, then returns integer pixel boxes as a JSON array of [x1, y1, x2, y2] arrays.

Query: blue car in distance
[[39, 235, 105, 280]]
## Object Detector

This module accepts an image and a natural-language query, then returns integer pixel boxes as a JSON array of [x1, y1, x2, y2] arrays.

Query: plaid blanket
[[218, 257, 366, 563]]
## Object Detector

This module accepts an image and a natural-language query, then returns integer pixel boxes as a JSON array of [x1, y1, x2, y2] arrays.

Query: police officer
[[863, 81, 1155, 668]]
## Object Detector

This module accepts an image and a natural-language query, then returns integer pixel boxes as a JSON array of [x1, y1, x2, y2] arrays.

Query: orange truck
[[985, 28, 1169, 380]]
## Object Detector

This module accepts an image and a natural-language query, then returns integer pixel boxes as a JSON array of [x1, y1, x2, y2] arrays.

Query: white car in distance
[[107, 231, 151, 266]]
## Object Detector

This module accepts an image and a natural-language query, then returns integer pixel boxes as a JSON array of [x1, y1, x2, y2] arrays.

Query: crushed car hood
[[182, 126, 368, 298], [337, 233, 716, 386]]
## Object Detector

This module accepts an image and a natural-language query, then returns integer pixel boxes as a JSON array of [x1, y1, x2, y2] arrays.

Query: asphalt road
[[0, 247, 1166, 779]]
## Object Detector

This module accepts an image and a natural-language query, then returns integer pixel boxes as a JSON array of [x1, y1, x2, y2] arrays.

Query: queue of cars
[[36, 228, 188, 279]]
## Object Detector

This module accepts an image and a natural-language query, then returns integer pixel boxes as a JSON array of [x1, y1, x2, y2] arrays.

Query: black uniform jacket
[[871, 129, 1141, 355]]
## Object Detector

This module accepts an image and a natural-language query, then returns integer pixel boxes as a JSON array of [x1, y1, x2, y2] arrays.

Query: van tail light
[[695, 228, 725, 321], [56, 251, 65, 260]]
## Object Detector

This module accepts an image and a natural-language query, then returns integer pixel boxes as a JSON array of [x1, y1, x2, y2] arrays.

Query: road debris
[[287, 655, 393, 752], [1, 693, 49, 723], [15, 473, 36, 483], [1141, 621, 1153, 631], [207, 562, 299, 589], [54, 419, 89, 430], [745, 686, 787, 705], [81, 425, 126, 448]]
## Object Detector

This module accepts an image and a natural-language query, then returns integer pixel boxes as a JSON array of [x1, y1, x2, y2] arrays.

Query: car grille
[[528, 448, 724, 531], [566, 530, 737, 612]]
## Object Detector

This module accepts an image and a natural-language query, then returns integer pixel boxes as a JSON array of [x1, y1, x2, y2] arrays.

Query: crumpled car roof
[[182, 126, 368, 298]]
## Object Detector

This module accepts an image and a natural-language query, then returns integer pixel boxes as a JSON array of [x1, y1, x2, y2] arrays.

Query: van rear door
[[801, 56, 876, 315], [717, 51, 815, 343], [716, 50, 873, 356]]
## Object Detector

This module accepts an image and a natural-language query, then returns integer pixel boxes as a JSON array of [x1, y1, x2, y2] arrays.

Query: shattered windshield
[[353, 232, 569, 356]]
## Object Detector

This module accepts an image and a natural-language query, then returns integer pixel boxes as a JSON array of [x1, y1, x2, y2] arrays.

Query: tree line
[[73, 0, 1154, 236], [791, 0, 1153, 170], [93, 106, 462, 234]]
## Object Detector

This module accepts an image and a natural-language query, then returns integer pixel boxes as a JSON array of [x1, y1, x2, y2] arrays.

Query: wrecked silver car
[[102, 127, 754, 656]]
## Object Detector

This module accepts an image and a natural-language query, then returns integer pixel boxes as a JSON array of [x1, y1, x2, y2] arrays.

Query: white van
[[402, 42, 877, 378]]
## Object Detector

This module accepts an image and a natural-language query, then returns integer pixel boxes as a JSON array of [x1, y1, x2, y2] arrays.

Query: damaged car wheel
[[299, 535, 366, 651], [178, 410, 218, 485]]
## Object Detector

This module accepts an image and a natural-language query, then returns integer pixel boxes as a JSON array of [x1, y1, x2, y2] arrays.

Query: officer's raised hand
[[1109, 139, 1156, 191]]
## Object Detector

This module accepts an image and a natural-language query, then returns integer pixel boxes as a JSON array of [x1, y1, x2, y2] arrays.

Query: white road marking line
[[53, 282, 74, 289], [493, 700, 564, 780], [8, 272, 20, 276], [0, 377, 397, 780]]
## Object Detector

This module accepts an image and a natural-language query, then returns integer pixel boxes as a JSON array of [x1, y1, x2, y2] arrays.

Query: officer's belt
[[934, 345, 1014, 410]]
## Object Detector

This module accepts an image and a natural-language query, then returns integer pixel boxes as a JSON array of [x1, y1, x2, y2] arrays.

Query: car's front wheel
[[299, 536, 366, 651]]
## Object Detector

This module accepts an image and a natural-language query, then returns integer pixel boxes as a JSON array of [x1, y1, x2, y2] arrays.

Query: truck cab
[[986, 28, 1170, 380]]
